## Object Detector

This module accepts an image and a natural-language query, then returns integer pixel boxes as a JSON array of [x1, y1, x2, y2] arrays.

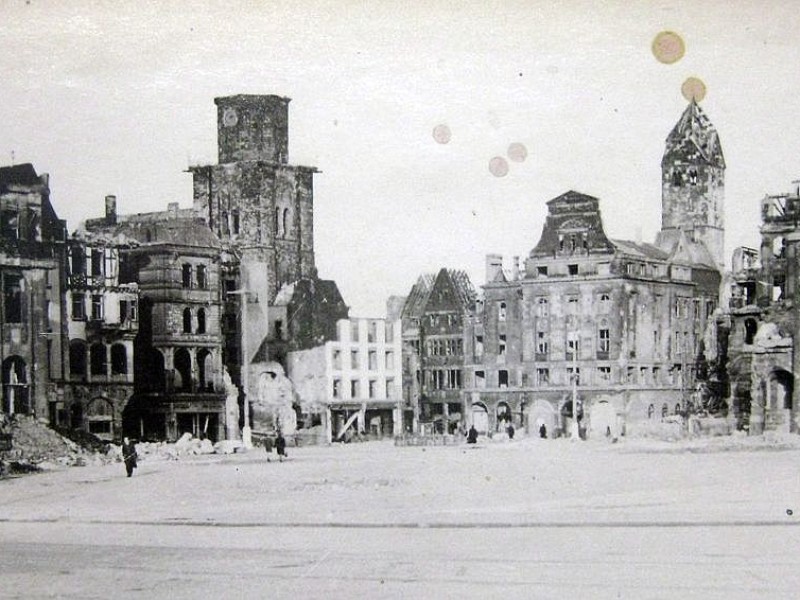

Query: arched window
[[182, 264, 192, 288], [661, 403, 668, 418], [498, 302, 507, 322], [744, 318, 758, 345], [174, 348, 192, 392], [90, 343, 107, 377], [69, 340, 87, 378], [197, 308, 206, 334], [672, 170, 682, 186], [197, 349, 213, 391], [647, 404, 655, 419], [675, 403, 681, 415], [2, 356, 29, 415], [183, 307, 192, 333], [282, 208, 290, 237], [110, 343, 127, 375], [275, 207, 282, 237], [232, 209, 240, 235], [196, 265, 207, 289]]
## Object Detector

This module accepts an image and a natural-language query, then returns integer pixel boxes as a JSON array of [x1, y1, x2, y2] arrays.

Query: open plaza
[[2, 436, 800, 599]]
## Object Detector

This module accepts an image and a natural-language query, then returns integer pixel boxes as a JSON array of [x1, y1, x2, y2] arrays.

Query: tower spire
[[656, 101, 726, 270]]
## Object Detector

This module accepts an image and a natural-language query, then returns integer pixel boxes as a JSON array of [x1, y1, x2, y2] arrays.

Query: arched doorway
[[527, 400, 557, 439], [495, 401, 511, 432], [589, 400, 617, 439], [471, 402, 489, 434], [197, 349, 213, 391], [766, 369, 793, 432], [174, 348, 192, 392], [2, 356, 29, 415]]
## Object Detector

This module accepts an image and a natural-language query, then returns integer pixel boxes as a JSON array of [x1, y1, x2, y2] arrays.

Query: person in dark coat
[[539, 423, 547, 439], [507, 423, 515, 439], [121, 436, 138, 477], [263, 436, 274, 462], [466, 425, 478, 444], [275, 432, 287, 462]]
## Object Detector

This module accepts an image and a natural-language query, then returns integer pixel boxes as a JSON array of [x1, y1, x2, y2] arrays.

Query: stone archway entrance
[[471, 403, 489, 434], [765, 369, 793, 433], [527, 400, 557, 439], [589, 400, 617, 439]]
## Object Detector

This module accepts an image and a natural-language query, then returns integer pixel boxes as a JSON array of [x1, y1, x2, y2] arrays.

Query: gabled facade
[[400, 268, 477, 434]]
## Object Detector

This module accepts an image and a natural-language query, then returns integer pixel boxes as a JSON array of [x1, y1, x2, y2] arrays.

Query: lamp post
[[570, 334, 580, 440]]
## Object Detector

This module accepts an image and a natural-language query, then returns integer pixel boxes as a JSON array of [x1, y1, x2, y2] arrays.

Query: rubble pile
[[0, 414, 110, 476], [131, 432, 242, 461]]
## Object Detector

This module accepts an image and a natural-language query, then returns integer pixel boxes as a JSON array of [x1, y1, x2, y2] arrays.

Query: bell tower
[[657, 100, 725, 269]]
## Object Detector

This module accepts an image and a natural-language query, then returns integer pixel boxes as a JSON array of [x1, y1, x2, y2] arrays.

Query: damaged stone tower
[[190, 95, 316, 300], [657, 99, 726, 270], [188, 95, 348, 439]]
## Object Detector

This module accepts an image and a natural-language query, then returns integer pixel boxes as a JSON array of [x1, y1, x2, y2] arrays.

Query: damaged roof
[[662, 100, 725, 169], [79, 213, 221, 250]]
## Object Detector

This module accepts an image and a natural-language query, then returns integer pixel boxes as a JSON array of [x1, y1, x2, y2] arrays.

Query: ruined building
[[399, 269, 477, 434], [0, 164, 67, 422], [401, 101, 725, 438], [288, 317, 404, 442], [723, 182, 800, 434], [10, 94, 348, 442]]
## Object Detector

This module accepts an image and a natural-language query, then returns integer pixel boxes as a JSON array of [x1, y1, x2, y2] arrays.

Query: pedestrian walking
[[466, 425, 478, 444], [275, 431, 287, 462], [263, 436, 274, 462], [121, 436, 138, 477]]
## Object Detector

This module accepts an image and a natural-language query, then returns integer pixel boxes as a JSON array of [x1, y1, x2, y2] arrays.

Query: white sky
[[2, 0, 800, 316]]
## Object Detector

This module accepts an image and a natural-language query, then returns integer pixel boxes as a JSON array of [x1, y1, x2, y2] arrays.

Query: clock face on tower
[[222, 108, 238, 127]]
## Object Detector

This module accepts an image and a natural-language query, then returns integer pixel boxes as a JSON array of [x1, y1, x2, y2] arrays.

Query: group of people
[[119, 430, 289, 478], [263, 432, 287, 462]]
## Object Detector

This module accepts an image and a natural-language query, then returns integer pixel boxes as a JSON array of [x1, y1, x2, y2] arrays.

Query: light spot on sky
[[432, 124, 451, 144], [507, 143, 527, 163], [652, 31, 685, 64], [489, 156, 509, 177], [681, 77, 707, 102]]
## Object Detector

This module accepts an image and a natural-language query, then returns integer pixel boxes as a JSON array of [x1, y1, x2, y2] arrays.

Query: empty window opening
[[197, 308, 206, 334], [182, 264, 192, 288], [498, 370, 509, 388]]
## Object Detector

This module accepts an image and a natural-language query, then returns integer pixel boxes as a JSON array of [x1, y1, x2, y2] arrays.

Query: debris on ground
[[0, 414, 111, 477]]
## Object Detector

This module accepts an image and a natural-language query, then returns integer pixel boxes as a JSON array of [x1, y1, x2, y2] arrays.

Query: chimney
[[486, 253, 503, 283], [511, 256, 520, 281], [168, 202, 179, 219], [105, 195, 117, 223]]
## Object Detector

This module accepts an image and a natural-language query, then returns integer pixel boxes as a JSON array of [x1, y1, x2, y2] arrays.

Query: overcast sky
[[3, 0, 800, 316]]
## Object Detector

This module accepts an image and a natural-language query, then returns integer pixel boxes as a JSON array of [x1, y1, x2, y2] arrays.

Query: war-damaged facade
[[0, 164, 68, 423], [1, 94, 347, 443], [399, 269, 478, 435], [721, 183, 800, 434], [288, 318, 403, 442], [400, 101, 725, 438]]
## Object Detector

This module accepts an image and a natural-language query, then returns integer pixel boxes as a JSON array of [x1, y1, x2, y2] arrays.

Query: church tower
[[657, 100, 726, 270], [189, 95, 316, 302]]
